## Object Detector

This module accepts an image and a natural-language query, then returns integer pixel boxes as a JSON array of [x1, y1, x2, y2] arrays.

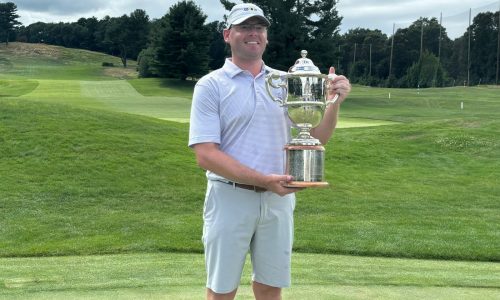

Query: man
[[189, 3, 351, 299]]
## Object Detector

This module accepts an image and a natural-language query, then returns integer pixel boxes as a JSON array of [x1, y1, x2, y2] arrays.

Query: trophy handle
[[325, 94, 339, 106], [325, 73, 339, 106], [265, 71, 288, 106]]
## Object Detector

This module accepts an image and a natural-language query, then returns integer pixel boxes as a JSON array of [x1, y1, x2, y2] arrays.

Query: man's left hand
[[327, 66, 351, 104]]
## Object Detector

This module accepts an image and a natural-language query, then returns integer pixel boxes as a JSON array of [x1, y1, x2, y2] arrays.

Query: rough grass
[[0, 42, 137, 80]]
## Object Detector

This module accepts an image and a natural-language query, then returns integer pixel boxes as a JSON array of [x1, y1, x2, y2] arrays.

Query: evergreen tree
[[127, 9, 150, 60], [156, 0, 210, 80], [0, 2, 21, 45], [206, 20, 227, 71], [220, 0, 343, 72], [137, 17, 166, 77], [404, 51, 448, 87]]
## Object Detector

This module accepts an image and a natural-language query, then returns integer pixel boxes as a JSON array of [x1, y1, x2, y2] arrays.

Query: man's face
[[223, 17, 268, 61]]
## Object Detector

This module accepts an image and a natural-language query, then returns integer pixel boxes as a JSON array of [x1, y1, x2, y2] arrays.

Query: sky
[[13, 0, 500, 39]]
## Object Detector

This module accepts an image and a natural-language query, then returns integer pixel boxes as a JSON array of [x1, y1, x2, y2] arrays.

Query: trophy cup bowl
[[266, 50, 339, 187]]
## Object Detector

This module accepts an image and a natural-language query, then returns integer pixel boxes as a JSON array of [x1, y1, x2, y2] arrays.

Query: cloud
[[14, 0, 498, 39], [15, 0, 107, 15], [337, 0, 499, 38], [16, 0, 227, 25]]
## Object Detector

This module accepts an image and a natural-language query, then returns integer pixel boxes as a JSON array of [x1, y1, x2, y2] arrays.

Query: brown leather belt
[[225, 181, 267, 193]]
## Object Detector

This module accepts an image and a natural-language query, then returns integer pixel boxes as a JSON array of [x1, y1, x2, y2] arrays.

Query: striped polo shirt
[[189, 58, 291, 179]]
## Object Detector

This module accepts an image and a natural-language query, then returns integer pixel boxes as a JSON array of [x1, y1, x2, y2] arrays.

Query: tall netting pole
[[369, 43, 372, 77], [496, 1, 500, 85], [467, 8, 471, 86], [420, 21, 424, 60], [434, 12, 443, 87], [388, 23, 395, 80]]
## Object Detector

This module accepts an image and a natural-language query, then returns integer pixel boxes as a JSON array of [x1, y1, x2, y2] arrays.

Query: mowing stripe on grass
[[80, 80, 192, 121], [16, 78, 399, 126], [1, 253, 498, 299]]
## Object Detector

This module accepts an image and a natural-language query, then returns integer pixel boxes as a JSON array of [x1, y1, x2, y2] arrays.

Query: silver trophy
[[266, 50, 339, 187]]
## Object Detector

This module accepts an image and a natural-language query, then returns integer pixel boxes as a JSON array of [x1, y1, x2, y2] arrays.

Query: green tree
[[0, 2, 21, 45], [17, 21, 46, 43], [469, 12, 499, 84], [156, 0, 210, 80], [449, 35, 468, 85], [103, 10, 150, 67], [404, 51, 448, 88], [340, 28, 389, 85], [127, 9, 150, 60], [449, 12, 499, 85], [305, 0, 343, 72], [221, 0, 343, 72], [137, 17, 166, 77], [206, 20, 227, 70], [390, 17, 452, 86], [102, 16, 127, 64], [137, 46, 158, 77], [76, 17, 100, 51]]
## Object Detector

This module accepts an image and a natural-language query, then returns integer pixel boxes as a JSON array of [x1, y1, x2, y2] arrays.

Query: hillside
[[0, 43, 499, 262], [0, 42, 137, 80], [1, 95, 499, 261]]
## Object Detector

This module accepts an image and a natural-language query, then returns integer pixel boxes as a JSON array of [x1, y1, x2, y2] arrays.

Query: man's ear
[[223, 29, 230, 43]]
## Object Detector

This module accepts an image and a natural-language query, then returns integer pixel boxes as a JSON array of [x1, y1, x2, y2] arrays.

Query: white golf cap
[[226, 3, 270, 29]]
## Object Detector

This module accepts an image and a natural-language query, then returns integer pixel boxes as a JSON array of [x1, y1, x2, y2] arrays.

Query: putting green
[[80, 80, 192, 121], [337, 117, 398, 128]]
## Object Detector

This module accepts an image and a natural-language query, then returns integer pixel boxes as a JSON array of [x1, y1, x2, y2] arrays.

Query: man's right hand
[[263, 174, 303, 196]]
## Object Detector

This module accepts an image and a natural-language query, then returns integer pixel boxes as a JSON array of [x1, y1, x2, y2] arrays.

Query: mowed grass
[[1, 253, 499, 299], [0, 43, 401, 126], [0, 100, 204, 257], [0, 43, 499, 298], [1, 88, 499, 261]]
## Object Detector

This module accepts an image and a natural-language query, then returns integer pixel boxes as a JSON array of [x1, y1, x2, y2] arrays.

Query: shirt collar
[[223, 58, 267, 78]]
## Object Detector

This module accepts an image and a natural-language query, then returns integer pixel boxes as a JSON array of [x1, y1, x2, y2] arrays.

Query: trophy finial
[[289, 49, 320, 74]]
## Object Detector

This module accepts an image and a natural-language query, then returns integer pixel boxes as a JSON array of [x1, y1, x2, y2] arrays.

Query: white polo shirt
[[189, 58, 291, 179]]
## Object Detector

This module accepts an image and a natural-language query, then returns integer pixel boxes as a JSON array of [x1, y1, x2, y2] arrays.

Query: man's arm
[[310, 67, 351, 145], [193, 143, 299, 196]]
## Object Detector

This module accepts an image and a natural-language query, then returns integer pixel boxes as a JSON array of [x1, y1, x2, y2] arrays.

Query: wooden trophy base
[[284, 181, 329, 188]]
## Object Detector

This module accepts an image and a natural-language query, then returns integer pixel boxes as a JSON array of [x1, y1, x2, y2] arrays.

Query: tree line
[[1, 0, 499, 87]]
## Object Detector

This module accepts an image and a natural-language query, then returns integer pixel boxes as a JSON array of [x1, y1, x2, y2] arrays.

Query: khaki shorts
[[202, 180, 296, 294]]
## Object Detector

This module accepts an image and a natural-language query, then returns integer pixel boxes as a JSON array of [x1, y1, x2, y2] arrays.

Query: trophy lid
[[288, 50, 321, 75]]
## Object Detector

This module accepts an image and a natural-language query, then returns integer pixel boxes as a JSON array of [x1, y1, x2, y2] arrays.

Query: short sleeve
[[188, 78, 221, 147]]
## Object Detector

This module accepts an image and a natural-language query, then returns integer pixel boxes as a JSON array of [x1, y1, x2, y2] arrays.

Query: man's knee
[[252, 281, 281, 299], [206, 287, 237, 300]]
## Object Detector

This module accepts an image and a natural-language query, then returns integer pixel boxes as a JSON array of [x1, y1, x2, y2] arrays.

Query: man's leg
[[252, 281, 281, 300], [251, 193, 295, 295], [207, 288, 237, 300], [203, 181, 261, 296]]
